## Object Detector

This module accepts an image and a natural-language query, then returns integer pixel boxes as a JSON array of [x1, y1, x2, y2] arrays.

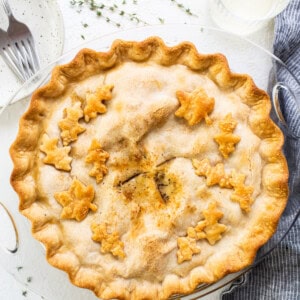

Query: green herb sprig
[[169, 0, 197, 17], [70, 0, 148, 27]]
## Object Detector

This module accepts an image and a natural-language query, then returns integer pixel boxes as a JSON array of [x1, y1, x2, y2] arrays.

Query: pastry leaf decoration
[[214, 113, 241, 158], [54, 178, 96, 221], [40, 134, 72, 171], [177, 201, 226, 264], [84, 84, 114, 122], [229, 170, 254, 213], [187, 201, 227, 245], [192, 158, 232, 188], [177, 237, 201, 264], [192, 158, 254, 212], [175, 87, 215, 126], [85, 139, 109, 183], [58, 101, 86, 146], [91, 223, 125, 259]]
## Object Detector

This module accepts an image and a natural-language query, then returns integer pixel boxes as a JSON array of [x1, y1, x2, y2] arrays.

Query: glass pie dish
[[0, 25, 299, 300]]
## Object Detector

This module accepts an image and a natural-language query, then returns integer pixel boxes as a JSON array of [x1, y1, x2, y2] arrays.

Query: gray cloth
[[223, 1, 300, 299]]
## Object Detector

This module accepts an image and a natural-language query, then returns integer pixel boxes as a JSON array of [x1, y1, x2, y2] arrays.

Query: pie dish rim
[[10, 36, 289, 300]]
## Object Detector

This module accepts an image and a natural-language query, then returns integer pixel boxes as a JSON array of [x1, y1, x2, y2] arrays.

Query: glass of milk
[[209, 0, 290, 35]]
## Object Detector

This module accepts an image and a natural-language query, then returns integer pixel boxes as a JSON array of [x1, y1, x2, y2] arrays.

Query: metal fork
[[0, 0, 40, 81], [0, 28, 24, 80]]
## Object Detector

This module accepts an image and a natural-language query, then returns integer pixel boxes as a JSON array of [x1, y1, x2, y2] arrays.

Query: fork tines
[[0, 0, 40, 81], [12, 37, 40, 79]]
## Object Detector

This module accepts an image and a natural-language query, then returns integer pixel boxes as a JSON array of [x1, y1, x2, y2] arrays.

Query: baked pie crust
[[10, 37, 288, 299]]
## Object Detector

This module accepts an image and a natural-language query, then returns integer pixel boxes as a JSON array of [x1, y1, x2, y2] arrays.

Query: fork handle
[[1, 0, 13, 17]]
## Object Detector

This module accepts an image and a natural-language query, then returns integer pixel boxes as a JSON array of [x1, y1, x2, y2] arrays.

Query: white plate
[[0, 0, 64, 106]]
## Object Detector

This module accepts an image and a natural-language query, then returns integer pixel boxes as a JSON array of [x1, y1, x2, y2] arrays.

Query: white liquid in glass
[[210, 0, 290, 35]]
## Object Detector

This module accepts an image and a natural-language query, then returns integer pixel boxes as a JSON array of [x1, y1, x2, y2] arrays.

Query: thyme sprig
[[22, 291, 27, 297], [70, 0, 148, 27], [158, 17, 165, 24], [169, 0, 197, 17]]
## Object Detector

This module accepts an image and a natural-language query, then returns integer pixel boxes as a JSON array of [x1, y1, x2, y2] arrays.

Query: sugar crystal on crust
[[85, 139, 109, 183], [39, 134, 72, 171], [91, 223, 125, 259], [175, 87, 215, 126], [54, 178, 96, 221]]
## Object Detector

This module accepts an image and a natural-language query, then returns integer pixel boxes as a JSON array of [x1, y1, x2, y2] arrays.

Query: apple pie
[[10, 37, 288, 299]]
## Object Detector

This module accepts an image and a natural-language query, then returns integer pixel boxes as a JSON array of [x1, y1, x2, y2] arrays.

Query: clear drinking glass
[[210, 0, 291, 35]]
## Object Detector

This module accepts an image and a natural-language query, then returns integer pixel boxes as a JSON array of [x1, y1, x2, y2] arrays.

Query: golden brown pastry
[[10, 37, 288, 300]]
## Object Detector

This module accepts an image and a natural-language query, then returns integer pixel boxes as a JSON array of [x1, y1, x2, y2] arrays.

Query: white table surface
[[0, 0, 275, 299]]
